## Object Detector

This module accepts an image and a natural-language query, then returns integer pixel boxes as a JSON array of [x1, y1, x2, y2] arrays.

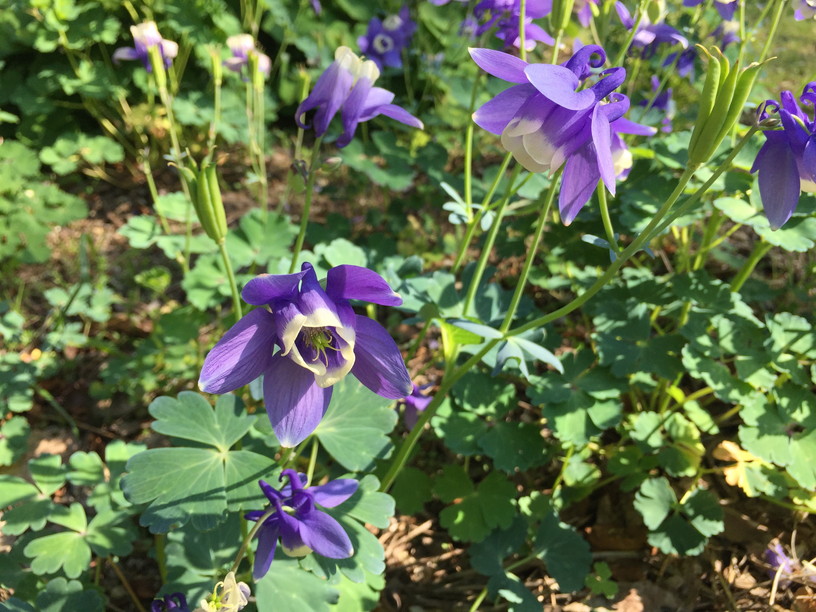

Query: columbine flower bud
[[687, 46, 763, 166]]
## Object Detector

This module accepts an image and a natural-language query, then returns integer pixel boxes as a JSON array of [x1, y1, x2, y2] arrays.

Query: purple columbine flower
[[610, 117, 656, 180], [765, 541, 797, 587], [796, 0, 816, 20], [615, 2, 688, 57], [470, 45, 634, 224], [245, 470, 358, 580], [357, 6, 417, 70], [399, 383, 433, 428], [684, 0, 739, 21], [295, 46, 423, 148], [639, 75, 674, 133], [199, 263, 412, 447], [751, 83, 816, 230], [473, 0, 553, 50], [575, 0, 600, 27], [113, 21, 178, 72], [223, 34, 271, 76], [151, 593, 189, 612]]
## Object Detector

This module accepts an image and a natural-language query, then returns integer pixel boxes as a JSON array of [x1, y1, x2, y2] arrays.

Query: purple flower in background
[[765, 541, 797, 587], [474, 0, 553, 50], [664, 47, 696, 80], [400, 383, 433, 427], [609, 117, 657, 180], [575, 0, 600, 27], [199, 263, 412, 447], [684, 0, 739, 21], [113, 21, 178, 72], [470, 45, 633, 224], [640, 75, 674, 132], [295, 46, 423, 147], [615, 2, 688, 57], [796, 0, 816, 19], [245, 471, 357, 580], [151, 593, 189, 612], [358, 6, 417, 70], [751, 83, 816, 229], [223, 34, 271, 76]]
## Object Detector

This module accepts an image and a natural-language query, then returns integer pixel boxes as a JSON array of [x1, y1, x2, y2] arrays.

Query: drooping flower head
[[151, 593, 189, 612], [471, 45, 644, 224], [358, 6, 417, 70], [796, 0, 816, 20], [295, 46, 423, 147], [223, 34, 271, 77], [113, 21, 178, 72], [751, 82, 816, 229], [245, 470, 358, 580], [199, 263, 412, 446]]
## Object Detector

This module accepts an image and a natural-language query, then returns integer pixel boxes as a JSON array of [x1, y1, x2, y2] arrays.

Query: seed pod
[[688, 47, 722, 158]]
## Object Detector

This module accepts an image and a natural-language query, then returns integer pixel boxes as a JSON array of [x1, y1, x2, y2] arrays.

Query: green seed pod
[[687, 47, 722, 159], [203, 163, 228, 242], [550, 0, 576, 33]]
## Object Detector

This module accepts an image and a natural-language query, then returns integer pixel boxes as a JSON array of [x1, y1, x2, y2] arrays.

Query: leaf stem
[[289, 137, 323, 273]]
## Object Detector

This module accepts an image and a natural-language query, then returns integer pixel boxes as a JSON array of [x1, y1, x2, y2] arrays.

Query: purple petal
[[325, 265, 402, 306], [295, 59, 353, 136], [253, 523, 280, 580], [473, 84, 537, 135], [298, 510, 354, 558], [754, 136, 801, 230], [263, 356, 333, 447], [351, 315, 411, 399], [611, 116, 657, 137], [112, 47, 140, 63], [242, 270, 306, 305], [468, 48, 529, 83], [310, 478, 359, 507], [338, 76, 374, 148], [358, 87, 395, 120], [524, 64, 595, 110], [560, 143, 601, 226], [591, 106, 616, 193], [199, 308, 276, 394], [375, 104, 424, 129]]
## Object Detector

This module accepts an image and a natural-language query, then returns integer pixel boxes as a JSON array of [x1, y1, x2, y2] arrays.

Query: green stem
[[519, 0, 528, 61], [289, 137, 323, 273], [730, 241, 772, 293], [469, 587, 489, 612], [692, 209, 724, 270], [611, 0, 650, 68], [462, 165, 522, 316], [453, 152, 514, 273], [155, 534, 168, 584], [463, 74, 483, 221], [551, 29, 563, 64], [230, 507, 276, 574], [760, 0, 786, 63], [306, 438, 319, 487], [499, 170, 560, 333], [218, 241, 243, 325], [596, 181, 619, 255]]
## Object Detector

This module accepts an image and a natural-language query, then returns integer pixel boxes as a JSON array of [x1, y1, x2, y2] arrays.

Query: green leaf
[[439, 471, 516, 542], [487, 572, 542, 611], [469, 516, 527, 576], [24, 531, 89, 578], [0, 415, 30, 466], [477, 422, 550, 472], [121, 393, 275, 533], [331, 475, 394, 529], [534, 511, 591, 592], [390, 467, 432, 515], [154, 192, 190, 222], [254, 557, 339, 612], [34, 578, 104, 612], [314, 238, 368, 268], [433, 464, 474, 502], [315, 376, 397, 471], [634, 477, 676, 530], [714, 196, 816, 252], [585, 562, 619, 598]]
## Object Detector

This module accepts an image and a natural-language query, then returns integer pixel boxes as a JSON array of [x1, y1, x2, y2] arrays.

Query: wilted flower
[[751, 82, 816, 229], [358, 6, 417, 70], [223, 34, 271, 76], [399, 383, 433, 427], [765, 541, 797, 587], [795, 0, 816, 19], [245, 470, 358, 580], [295, 46, 423, 147], [151, 593, 189, 612], [199, 263, 412, 446], [470, 45, 637, 224], [113, 21, 178, 72], [194, 572, 250, 612]]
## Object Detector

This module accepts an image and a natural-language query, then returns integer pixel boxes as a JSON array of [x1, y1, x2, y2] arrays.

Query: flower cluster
[[295, 46, 423, 147], [471, 45, 653, 225], [246, 470, 358, 580], [752, 82, 816, 229], [113, 21, 178, 72], [223, 34, 271, 77], [358, 6, 417, 70], [199, 263, 412, 447]]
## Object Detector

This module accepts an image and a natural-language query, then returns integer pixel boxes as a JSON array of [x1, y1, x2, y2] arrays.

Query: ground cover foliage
[[1, 0, 816, 610]]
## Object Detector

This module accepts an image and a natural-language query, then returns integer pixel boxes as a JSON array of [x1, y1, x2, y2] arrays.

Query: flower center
[[383, 15, 403, 30], [373, 34, 395, 54], [301, 327, 340, 366]]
